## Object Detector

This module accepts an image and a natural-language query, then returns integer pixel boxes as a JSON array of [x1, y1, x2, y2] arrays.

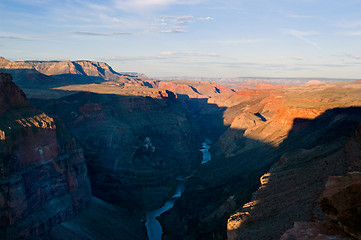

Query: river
[[145, 139, 212, 240]]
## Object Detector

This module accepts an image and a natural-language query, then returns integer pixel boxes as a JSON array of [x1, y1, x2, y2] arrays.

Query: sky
[[1, 0, 361, 79]]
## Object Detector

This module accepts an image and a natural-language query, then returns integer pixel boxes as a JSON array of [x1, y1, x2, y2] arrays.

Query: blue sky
[[1, 0, 361, 78]]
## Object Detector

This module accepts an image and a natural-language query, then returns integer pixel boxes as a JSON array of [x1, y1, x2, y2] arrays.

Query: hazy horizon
[[1, 0, 361, 79]]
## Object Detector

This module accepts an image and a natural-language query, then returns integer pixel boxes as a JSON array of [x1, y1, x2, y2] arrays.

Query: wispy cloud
[[0, 35, 32, 41], [286, 14, 314, 19], [155, 29, 187, 33], [290, 56, 304, 61], [160, 51, 219, 57], [198, 17, 214, 21], [285, 29, 319, 47], [152, 15, 194, 33], [335, 53, 361, 60], [337, 21, 361, 28], [114, 0, 205, 11], [71, 31, 131, 36], [98, 51, 220, 62], [344, 31, 361, 36]]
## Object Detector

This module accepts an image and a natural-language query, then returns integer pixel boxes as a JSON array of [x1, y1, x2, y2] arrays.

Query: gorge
[[145, 138, 212, 240], [1, 57, 361, 240]]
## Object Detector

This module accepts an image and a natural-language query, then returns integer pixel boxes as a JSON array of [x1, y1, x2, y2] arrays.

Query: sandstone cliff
[[0, 73, 91, 239]]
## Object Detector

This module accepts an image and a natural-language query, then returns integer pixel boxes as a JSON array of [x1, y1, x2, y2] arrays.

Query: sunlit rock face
[[33, 90, 201, 213], [0, 73, 91, 239]]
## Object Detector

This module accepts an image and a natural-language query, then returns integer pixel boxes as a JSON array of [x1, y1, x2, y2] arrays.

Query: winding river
[[145, 139, 212, 240]]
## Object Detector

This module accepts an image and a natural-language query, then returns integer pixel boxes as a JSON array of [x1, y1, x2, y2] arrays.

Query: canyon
[[1, 57, 361, 240]]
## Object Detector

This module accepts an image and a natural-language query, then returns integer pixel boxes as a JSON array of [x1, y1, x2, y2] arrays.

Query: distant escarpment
[[32, 89, 201, 213], [0, 57, 64, 88], [0, 57, 148, 89], [26, 59, 148, 85], [0, 73, 91, 239], [161, 82, 361, 240]]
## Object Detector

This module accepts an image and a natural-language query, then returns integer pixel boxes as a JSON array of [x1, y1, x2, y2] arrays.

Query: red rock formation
[[0, 73, 91, 239]]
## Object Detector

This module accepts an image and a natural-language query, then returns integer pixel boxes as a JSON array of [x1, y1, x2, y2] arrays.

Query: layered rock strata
[[0, 73, 91, 239]]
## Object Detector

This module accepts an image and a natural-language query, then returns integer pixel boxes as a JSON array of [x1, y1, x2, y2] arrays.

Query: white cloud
[[285, 29, 319, 47], [286, 14, 314, 19], [198, 17, 214, 21], [160, 51, 219, 57], [345, 31, 361, 36], [71, 31, 131, 36], [0, 35, 32, 41], [152, 15, 194, 33], [113, 0, 205, 11], [338, 21, 361, 28]]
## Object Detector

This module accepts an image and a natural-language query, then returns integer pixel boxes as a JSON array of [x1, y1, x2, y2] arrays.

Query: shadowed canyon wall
[[31, 90, 201, 213]]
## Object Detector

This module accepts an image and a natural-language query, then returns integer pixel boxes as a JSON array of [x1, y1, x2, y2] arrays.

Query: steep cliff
[[0, 73, 91, 239]]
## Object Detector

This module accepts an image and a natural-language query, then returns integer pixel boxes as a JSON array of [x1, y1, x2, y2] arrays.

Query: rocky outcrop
[[0, 73, 91, 239]]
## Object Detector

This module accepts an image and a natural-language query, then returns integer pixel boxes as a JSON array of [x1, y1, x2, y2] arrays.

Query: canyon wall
[[0, 73, 91, 239]]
